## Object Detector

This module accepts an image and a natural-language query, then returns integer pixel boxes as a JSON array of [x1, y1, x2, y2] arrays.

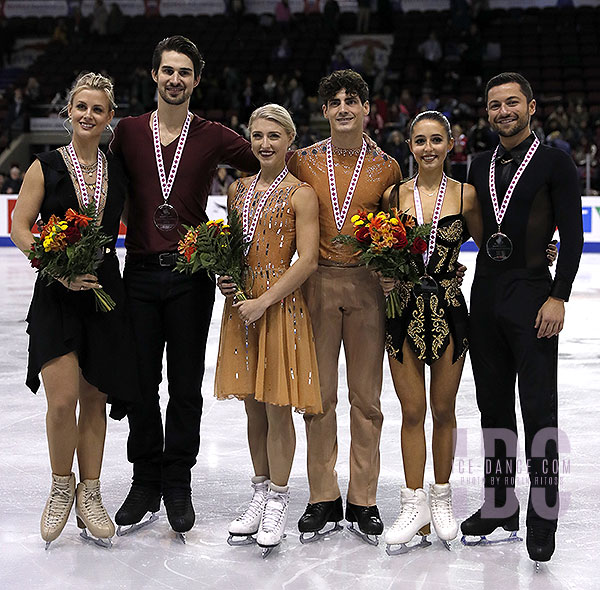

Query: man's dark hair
[[318, 69, 369, 106], [485, 72, 534, 104], [152, 35, 205, 78]]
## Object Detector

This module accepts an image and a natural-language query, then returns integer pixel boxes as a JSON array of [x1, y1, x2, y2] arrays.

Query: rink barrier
[[1, 194, 599, 252]]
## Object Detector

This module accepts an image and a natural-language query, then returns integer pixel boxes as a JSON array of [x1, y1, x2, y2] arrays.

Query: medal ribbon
[[242, 166, 289, 250], [326, 138, 367, 232], [489, 137, 540, 229], [413, 173, 448, 270], [152, 110, 192, 204], [67, 143, 103, 210]]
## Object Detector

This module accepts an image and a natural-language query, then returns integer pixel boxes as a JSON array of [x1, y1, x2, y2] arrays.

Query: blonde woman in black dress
[[11, 73, 138, 548]]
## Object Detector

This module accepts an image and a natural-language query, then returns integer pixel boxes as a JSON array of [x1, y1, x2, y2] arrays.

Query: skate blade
[[79, 528, 113, 549], [386, 535, 432, 556], [116, 513, 159, 537], [461, 530, 523, 546], [257, 533, 286, 558], [347, 523, 379, 546], [442, 540, 452, 551], [261, 546, 274, 558], [299, 522, 343, 544], [175, 532, 186, 544], [227, 533, 257, 546]]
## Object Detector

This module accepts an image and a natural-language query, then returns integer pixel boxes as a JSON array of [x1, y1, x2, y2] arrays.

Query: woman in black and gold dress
[[11, 73, 138, 549], [381, 111, 483, 552]]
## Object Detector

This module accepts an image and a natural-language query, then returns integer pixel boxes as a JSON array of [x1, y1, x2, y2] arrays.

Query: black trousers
[[123, 260, 215, 491], [470, 269, 559, 528]]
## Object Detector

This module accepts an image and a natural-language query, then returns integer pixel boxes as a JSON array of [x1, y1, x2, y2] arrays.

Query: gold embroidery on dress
[[434, 243, 450, 273], [408, 296, 426, 359], [385, 333, 400, 358], [429, 294, 449, 359], [437, 219, 463, 242], [394, 281, 412, 317], [440, 277, 462, 308]]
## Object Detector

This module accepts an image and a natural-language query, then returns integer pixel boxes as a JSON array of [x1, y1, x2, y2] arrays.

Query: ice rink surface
[[1, 248, 598, 590]]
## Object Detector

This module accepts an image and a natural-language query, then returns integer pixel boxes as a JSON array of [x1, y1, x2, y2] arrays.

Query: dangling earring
[[62, 116, 72, 135], [106, 122, 116, 151]]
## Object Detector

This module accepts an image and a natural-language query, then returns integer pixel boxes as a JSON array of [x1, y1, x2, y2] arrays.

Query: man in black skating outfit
[[461, 72, 583, 563]]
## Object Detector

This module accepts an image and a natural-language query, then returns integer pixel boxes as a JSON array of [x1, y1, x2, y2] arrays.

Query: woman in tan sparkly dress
[[215, 104, 321, 553]]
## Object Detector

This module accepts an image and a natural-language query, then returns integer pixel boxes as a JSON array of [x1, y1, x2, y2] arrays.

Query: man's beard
[[492, 113, 530, 138], [159, 86, 188, 106]]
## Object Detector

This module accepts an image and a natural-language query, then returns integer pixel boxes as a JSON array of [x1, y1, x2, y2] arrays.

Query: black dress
[[385, 185, 470, 366], [25, 149, 139, 419]]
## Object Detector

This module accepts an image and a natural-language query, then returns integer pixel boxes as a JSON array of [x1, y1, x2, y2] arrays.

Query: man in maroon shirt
[[111, 36, 257, 539]]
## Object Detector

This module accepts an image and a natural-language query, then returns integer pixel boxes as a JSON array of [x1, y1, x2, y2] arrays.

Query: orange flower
[[65, 208, 92, 229]]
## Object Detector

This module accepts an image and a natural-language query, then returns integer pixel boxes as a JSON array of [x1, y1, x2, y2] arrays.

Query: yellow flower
[[351, 214, 360, 223], [367, 212, 374, 221]]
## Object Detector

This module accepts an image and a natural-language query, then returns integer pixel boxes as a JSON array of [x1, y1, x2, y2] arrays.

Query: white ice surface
[[1, 249, 598, 590]]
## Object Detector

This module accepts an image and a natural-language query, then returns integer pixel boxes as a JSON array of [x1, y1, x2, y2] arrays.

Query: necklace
[[330, 144, 364, 157], [80, 161, 98, 177]]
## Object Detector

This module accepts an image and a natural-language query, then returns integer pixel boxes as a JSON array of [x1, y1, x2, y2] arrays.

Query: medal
[[152, 110, 192, 232], [486, 231, 513, 261], [326, 138, 367, 232], [66, 143, 104, 211], [488, 137, 540, 260], [242, 166, 289, 254], [413, 275, 439, 297], [153, 203, 179, 231], [412, 173, 448, 296]]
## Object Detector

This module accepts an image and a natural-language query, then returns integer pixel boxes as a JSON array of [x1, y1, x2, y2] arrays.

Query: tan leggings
[[244, 397, 296, 487]]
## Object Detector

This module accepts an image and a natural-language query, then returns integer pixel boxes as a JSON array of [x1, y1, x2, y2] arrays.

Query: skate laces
[[44, 483, 73, 527], [236, 484, 268, 524], [391, 494, 421, 529], [81, 484, 111, 525], [261, 492, 289, 533], [430, 487, 453, 524]]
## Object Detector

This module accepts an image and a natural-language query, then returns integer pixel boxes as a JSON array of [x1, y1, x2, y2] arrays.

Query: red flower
[[410, 237, 427, 254], [355, 226, 372, 244], [30, 257, 41, 269], [392, 230, 408, 249], [65, 208, 92, 229], [64, 226, 82, 244]]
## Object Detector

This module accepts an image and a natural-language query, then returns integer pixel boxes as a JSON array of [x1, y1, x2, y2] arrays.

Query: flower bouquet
[[175, 209, 250, 301], [333, 208, 430, 318], [28, 203, 116, 312]]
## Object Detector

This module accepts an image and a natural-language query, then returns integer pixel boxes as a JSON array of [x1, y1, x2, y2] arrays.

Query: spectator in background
[[418, 31, 443, 65], [2, 163, 23, 194], [330, 51, 351, 72], [129, 66, 154, 112], [449, 123, 468, 181], [323, 0, 340, 33], [52, 19, 69, 45], [357, 0, 371, 33], [90, 0, 109, 36], [467, 116, 495, 152], [0, 18, 15, 67], [210, 167, 235, 196], [275, 0, 292, 29], [107, 3, 125, 38], [25, 77, 40, 103], [547, 130, 571, 155], [5, 88, 29, 141], [383, 129, 409, 175], [304, 0, 320, 14]]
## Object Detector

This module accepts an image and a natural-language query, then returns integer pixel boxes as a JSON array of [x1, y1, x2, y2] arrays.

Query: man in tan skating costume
[[287, 70, 402, 543]]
